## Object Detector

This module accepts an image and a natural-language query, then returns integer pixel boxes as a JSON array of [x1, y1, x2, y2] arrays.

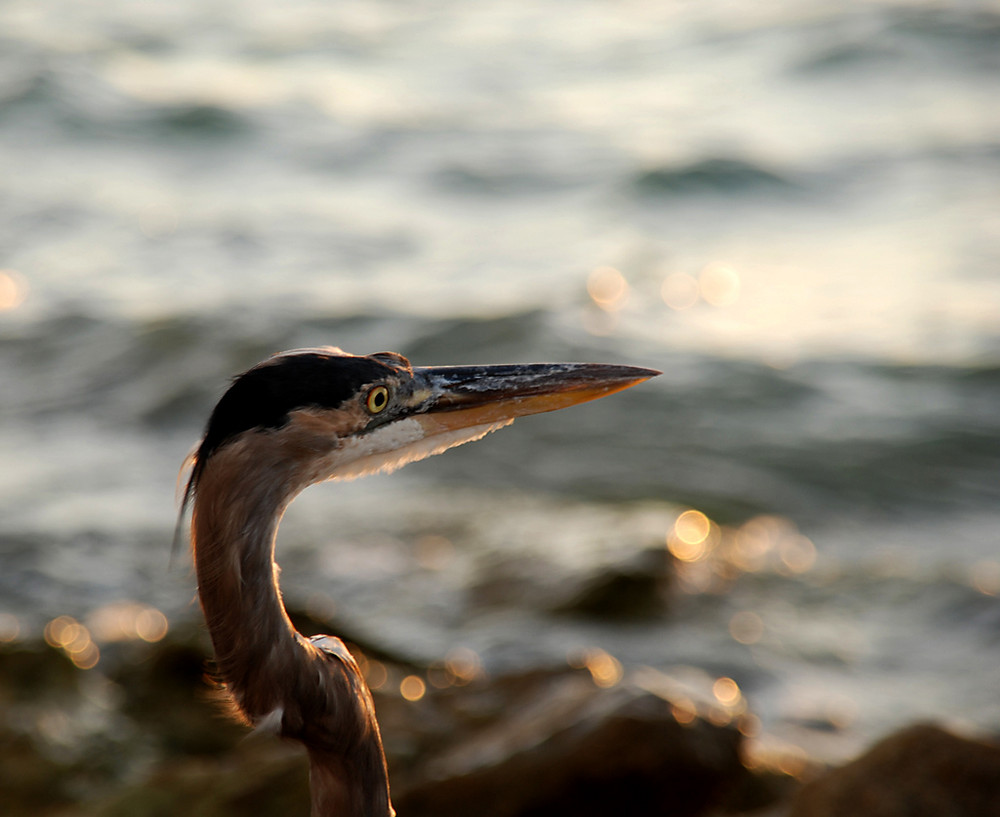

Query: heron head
[[187, 347, 658, 497]]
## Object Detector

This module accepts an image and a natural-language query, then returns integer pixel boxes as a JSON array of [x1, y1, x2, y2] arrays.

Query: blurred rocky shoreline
[[3, 605, 998, 817]]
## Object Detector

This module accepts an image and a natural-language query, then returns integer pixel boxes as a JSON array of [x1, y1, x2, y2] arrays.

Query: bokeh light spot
[[581, 648, 623, 688], [779, 536, 817, 574], [972, 561, 1000, 596], [44, 616, 80, 648], [670, 697, 697, 725], [400, 675, 426, 702], [675, 510, 711, 545], [729, 611, 765, 644], [427, 664, 453, 689], [445, 647, 483, 685], [661, 272, 700, 310], [712, 676, 741, 707], [668, 510, 713, 562], [587, 266, 629, 312], [87, 602, 169, 643], [364, 659, 388, 690], [738, 713, 762, 737], [0, 270, 28, 311], [136, 608, 169, 642], [699, 263, 741, 307], [44, 615, 100, 669], [0, 613, 21, 643], [70, 641, 100, 670]]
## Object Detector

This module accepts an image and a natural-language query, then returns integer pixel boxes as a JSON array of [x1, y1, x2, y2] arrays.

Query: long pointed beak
[[409, 362, 660, 433]]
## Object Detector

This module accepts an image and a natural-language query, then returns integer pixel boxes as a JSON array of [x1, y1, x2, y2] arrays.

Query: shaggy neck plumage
[[190, 438, 393, 817]]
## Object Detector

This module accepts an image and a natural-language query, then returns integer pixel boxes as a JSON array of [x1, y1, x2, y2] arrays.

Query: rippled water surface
[[1, 0, 999, 766]]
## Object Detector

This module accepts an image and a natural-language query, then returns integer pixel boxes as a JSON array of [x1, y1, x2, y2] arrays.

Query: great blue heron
[[182, 347, 658, 817]]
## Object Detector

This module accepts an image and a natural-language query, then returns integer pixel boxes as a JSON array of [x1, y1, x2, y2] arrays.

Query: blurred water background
[[1, 0, 999, 778]]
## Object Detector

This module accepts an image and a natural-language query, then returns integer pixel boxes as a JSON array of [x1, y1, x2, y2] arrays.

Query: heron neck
[[190, 444, 394, 817], [191, 455, 298, 719]]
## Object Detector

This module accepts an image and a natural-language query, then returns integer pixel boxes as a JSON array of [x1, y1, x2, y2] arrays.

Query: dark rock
[[789, 723, 1000, 817], [0, 732, 75, 814], [0, 642, 79, 702], [469, 548, 673, 620], [93, 740, 310, 817], [106, 634, 245, 756], [394, 669, 755, 817], [465, 552, 556, 610], [552, 548, 672, 620], [0, 629, 789, 817], [0, 644, 116, 813]]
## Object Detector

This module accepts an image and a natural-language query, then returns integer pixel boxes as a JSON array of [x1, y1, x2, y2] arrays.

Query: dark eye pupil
[[369, 388, 388, 411]]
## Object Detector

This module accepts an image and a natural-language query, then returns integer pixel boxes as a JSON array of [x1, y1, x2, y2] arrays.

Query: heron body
[[183, 347, 658, 817]]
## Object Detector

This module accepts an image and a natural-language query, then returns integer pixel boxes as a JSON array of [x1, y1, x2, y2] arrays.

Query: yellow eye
[[365, 386, 390, 414]]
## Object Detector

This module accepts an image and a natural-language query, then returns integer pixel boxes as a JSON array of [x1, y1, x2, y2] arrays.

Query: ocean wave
[[433, 164, 586, 197], [630, 158, 800, 200], [4, 308, 998, 524], [0, 50, 253, 142], [790, 7, 1000, 77]]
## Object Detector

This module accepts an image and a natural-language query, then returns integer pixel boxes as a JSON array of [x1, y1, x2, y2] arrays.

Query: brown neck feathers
[[190, 433, 393, 816]]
